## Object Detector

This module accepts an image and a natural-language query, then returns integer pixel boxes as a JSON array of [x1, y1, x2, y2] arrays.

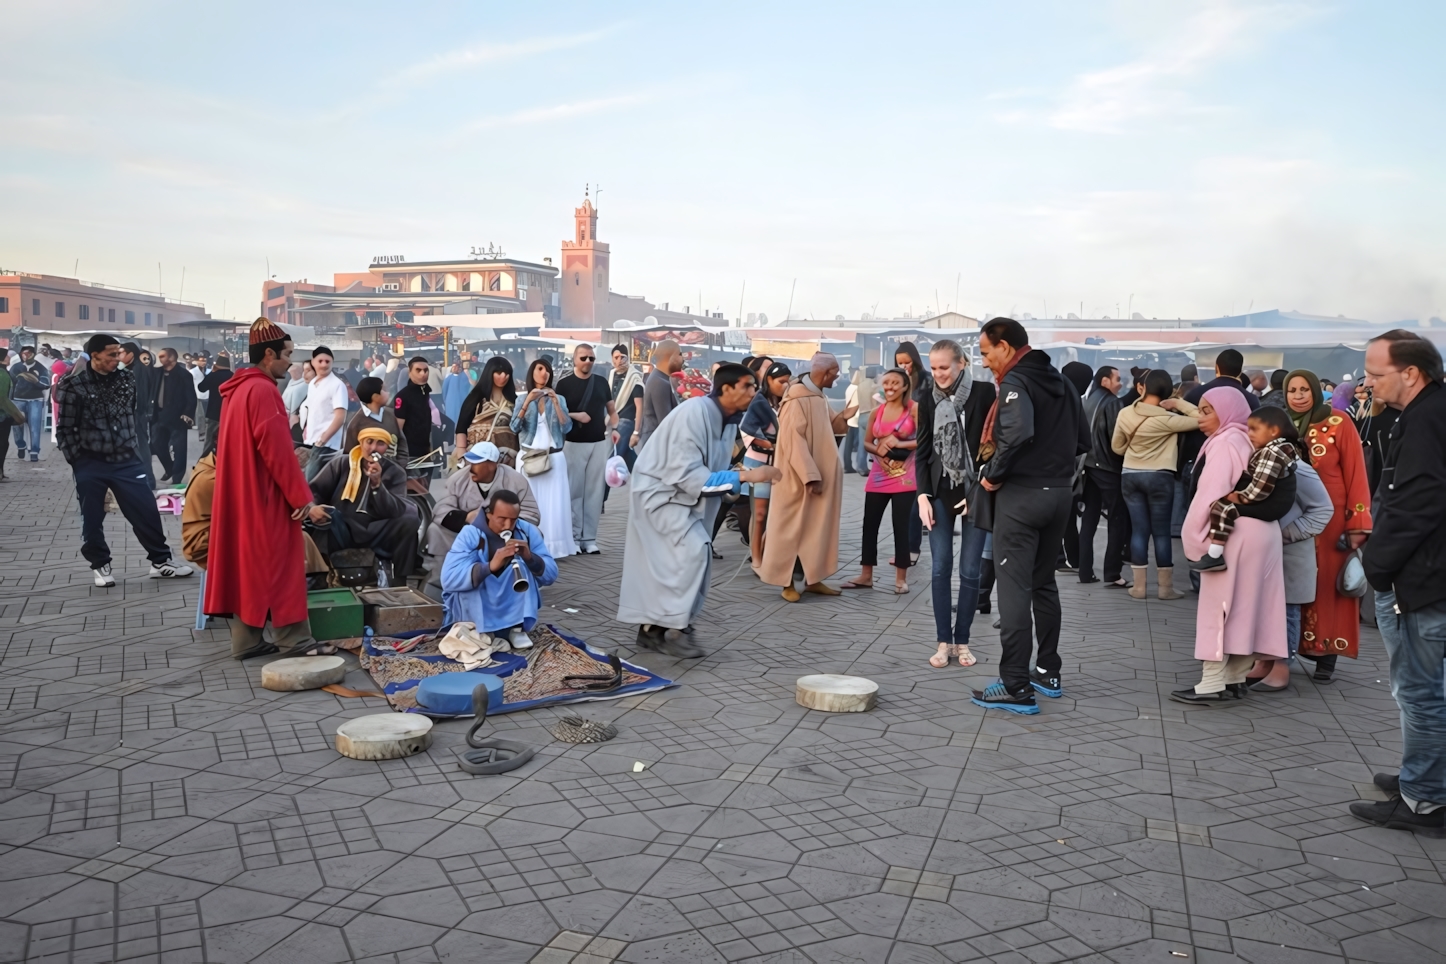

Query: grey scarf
[[932, 366, 974, 487]]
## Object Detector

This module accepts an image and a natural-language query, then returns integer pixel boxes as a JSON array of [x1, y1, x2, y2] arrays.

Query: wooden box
[[356, 588, 445, 636]]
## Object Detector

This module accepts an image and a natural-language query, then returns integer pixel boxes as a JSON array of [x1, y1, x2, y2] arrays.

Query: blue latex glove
[[702, 470, 741, 495]]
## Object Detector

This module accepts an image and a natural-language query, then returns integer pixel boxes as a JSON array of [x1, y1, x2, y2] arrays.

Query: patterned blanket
[[351, 624, 675, 716]]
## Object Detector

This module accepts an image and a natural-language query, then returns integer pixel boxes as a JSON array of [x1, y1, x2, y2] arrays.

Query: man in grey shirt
[[638, 340, 683, 449]]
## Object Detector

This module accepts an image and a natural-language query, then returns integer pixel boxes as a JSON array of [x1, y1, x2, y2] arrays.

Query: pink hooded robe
[[1182, 387, 1288, 662]]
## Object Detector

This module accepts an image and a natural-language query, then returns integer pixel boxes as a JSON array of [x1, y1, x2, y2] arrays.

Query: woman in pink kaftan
[[1171, 387, 1287, 704]]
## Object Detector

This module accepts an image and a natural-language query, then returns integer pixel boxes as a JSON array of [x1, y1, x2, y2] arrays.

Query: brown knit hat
[[249, 316, 287, 345]]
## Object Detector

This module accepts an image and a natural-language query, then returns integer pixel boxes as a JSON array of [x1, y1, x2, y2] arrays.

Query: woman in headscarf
[[454, 356, 520, 467], [1172, 388, 1287, 703], [1284, 370, 1372, 682], [1330, 382, 1355, 412]]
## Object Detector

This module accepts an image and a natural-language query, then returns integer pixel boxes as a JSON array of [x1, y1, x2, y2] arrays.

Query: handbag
[[1337, 549, 1367, 598], [329, 548, 377, 588], [965, 477, 995, 532], [519, 447, 552, 476]]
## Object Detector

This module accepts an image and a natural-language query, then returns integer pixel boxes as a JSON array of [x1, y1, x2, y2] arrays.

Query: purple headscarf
[[1330, 382, 1354, 412]]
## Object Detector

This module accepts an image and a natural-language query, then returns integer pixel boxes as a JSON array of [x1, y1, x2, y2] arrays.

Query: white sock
[[1208, 544, 1224, 558]]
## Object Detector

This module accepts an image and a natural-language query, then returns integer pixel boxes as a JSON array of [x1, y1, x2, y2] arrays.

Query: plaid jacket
[[53, 363, 138, 464], [1236, 436, 1297, 504]]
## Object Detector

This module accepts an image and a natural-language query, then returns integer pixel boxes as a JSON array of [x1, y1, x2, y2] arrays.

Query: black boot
[[977, 559, 995, 614]]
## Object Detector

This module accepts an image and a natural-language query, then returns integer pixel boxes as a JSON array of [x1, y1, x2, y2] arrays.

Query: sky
[[2, 0, 1444, 325]]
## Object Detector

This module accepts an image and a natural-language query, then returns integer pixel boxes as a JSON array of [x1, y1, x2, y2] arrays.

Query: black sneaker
[[1189, 554, 1228, 573], [1349, 799, 1445, 838], [1030, 668, 1063, 698], [970, 680, 1040, 715], [1169, 686, 1245, 705], [1374, 773, 1402, 797]]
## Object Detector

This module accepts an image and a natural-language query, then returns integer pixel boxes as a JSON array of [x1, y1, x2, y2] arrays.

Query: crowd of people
[[20, 315, 1446, 840]]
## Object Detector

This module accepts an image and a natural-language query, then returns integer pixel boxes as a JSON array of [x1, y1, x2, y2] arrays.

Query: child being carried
[[1192, 406, 1301, 573]]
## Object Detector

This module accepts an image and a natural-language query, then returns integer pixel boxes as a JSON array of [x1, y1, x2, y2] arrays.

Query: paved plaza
[[1, 449, 1444, 964]]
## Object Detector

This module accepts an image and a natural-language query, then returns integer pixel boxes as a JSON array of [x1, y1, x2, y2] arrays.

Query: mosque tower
[[559, 187, 610, 327]]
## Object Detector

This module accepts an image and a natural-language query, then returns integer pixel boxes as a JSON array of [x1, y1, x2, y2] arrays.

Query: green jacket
[[0, 369, 24, 423]]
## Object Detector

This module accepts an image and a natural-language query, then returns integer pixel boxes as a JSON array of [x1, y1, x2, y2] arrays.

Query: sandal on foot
[[839, 579, 874, 590], [929, 644, 952, 668], [893, 584, 909, 595], [956, 646, 977, 667]]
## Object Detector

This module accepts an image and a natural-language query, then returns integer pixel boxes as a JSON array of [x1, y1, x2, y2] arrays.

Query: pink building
[[0, 270, 210, 346]]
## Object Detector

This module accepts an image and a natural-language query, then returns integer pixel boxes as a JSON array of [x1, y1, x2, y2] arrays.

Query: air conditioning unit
[[377, 283, 400, 292]]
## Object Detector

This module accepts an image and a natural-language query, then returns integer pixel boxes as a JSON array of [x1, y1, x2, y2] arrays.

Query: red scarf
[[977, 345, 1031, 462]]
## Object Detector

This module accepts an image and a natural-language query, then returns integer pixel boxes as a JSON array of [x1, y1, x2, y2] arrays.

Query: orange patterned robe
[[1300, 414, 1372, 659]]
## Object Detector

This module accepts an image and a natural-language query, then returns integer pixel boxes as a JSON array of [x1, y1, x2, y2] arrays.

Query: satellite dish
[[643, 315, 658, 325]]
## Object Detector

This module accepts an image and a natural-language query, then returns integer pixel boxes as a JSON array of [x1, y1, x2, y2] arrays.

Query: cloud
[[1047, 1, 1313, 132], [388, 26, 621, 87]]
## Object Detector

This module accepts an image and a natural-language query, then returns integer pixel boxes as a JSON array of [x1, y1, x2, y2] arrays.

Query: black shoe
[[234, 641, 279, 661], [1312, 668, 1334, 683], [1189, 554, 1228, 573], [991, 618, 1001, 629], [1079, 572, 1100, 584], [1349, 799, 1445, 838], [1169, 686, 1244, 705], [1225, 682, 1251, 699], [1248, 678, 1288, 693], [970, 680, 1039, 715], [1374, 773, 1402, 797], [635, 625, 665, 651], [1030, 668, 1063, 698], [656, 629, 706, 658]]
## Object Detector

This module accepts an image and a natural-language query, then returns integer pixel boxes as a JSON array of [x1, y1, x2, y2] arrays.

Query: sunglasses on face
[[577, 356, 595, 362]]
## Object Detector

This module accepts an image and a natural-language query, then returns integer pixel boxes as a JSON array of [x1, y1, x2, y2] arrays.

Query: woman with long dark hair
[[893, 341, 932, 565], [455, 355, 519, 466], [740, 361, 791, 570], [512, 358, 577, 558], [841, 368, 918, 594]]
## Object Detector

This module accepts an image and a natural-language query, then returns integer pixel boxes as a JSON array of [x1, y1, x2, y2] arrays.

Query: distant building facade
[[0, 270, 210, 344]]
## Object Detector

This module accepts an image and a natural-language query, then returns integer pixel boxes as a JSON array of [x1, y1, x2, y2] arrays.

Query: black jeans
[[72, 455, 173, 570], [862, 490, 913, 568], [151, 420, 188, 480], [1079, 467, 1130, 582], [993, 485, 1072, 693]]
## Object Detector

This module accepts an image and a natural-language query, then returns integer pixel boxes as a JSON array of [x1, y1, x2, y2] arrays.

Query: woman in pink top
[[841, 369, 918, 594]]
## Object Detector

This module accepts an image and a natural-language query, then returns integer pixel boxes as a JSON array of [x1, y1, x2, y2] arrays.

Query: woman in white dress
[[512, 359, 578, 559]]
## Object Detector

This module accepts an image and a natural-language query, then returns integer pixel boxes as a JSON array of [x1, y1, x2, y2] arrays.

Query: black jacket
[[1180, 375, 1258, 468], [983, 350, 1088, 488], [197, 368, 233, 421], [152, 364, 197, 425], [1362, 381, 1446, 612], [310, 452, 411, 546], [914, 378, 996, 506], [1082, 385, 1127, 473]]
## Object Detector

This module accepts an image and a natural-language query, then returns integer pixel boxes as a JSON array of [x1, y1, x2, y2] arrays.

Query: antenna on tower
[[584, 182, 589, 199]]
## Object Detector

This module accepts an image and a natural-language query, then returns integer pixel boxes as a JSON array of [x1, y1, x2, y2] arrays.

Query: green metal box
[[307, 588, 364, 641]]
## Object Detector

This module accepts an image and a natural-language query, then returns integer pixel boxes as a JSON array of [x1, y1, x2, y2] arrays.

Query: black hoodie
[[983, 350, 1089, 488]]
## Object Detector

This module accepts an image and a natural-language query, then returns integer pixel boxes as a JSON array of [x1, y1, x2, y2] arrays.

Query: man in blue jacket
[[1354, 330, 1446, 838]]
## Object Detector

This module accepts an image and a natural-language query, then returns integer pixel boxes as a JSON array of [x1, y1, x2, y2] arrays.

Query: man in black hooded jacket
[[971, 319, 1089, 715], [1078, 366, 1130, 586]]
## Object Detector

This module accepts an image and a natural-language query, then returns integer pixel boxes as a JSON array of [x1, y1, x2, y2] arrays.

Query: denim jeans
[[615, 417, 637, 470], [1376, 589, 1446, 811], [842, 427, 860, 472], [12, 397, 44, 456], [927, 496, 988, 647], [1120, 471, 1175, 568], [1286, 603, 1301, 661]]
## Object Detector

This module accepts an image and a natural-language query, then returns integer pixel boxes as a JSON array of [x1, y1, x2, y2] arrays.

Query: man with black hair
[[1185, 349, 1258, 410], [1354, 329, 1446, 837], [969, 319, 1088, 715], [8, 344, 48, 463], [151, 347, 197, 483], [300, 345, 348, 455], [1260, 369, 1289, 409], [343, 376, 409, 465], [393, 355, 433, 467], [1178, 364, 1200, 396], [441, 489, 558, 650], [1078, 365, 1131, 586], [54, 334, 192, 587], [119, 342, 158, 488], [610, 343, 644, 468], [196, 353, 233, 457], [205, 320, 331, 659], [618, 363, 780, 656]]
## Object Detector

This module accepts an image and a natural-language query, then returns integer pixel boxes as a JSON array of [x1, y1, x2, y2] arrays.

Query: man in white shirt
[[301, 346, 349, 461]]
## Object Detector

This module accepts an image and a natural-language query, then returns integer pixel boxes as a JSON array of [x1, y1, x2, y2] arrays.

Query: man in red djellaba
[[204, 318, 331, 659]]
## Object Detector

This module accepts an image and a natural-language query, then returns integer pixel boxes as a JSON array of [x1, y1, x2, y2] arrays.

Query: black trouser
[[72, 454, 173, 570], [151, 420, 188, 480], [994, 484, 1072, 693], [1060, 506, 1080, 569], [1079, 467, 1130, 582], [133, 415, 155, 489], [331, 508, 420, 583], [862, 490, 913, 569]]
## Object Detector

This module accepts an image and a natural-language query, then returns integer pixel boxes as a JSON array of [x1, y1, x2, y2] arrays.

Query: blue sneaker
[[1030, 668, 1063, 698], [970, 680, 1040, 715]]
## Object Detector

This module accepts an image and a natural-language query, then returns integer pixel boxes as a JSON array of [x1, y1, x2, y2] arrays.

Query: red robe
[[203, 367, 313, 626]]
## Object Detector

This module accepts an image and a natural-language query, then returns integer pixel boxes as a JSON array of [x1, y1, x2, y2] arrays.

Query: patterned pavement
[[1, 442, 1444, 963]]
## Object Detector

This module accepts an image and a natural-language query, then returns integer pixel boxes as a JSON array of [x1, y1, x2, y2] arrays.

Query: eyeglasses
[[577, 356, 595, 362]]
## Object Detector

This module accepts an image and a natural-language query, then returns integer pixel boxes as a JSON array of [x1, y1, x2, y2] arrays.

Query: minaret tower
[[559, 186, 610, 327]]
